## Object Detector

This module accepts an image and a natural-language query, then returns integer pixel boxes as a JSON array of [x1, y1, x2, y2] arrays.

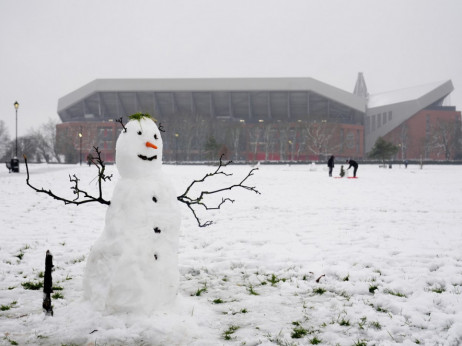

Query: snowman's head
[[115, 113, 163, 178]]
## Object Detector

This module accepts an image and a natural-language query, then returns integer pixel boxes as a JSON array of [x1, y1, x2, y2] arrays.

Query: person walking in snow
[[327, 155, 335, 177], [346, 159, 359, 177]]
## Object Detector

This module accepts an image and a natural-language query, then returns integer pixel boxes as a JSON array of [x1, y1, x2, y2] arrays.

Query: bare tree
[[303, 121, 340, 159], [40, 119, 62, 163], [398, 123, 409, 160], [0, 120, 11, 161], [430, 119, 459, 160]]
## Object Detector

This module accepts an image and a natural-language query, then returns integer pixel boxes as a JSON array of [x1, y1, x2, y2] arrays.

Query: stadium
[[56, 74, 461, 163]]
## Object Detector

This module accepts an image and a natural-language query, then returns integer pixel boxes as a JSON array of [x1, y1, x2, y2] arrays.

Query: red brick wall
[[383, 108, 461, 160], [56, 122, 120, 162]]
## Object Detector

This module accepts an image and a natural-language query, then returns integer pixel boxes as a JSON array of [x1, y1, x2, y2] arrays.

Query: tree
[[204, 136, 220, 160], [303, 121, 341, 160], [56, 134, 78, 163], [368, 137, 399, 161], [39, 119, 63, 163], [429, 119, 461, 160], [0, 120, 11, 161]]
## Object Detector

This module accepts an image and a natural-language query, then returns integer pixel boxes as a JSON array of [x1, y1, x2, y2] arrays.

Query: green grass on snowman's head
[[128, 112, 157, 122]]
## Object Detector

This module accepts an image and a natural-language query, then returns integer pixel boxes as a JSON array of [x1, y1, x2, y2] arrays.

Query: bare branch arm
[[24, 147, 111, 206], [177, 155, 260, 227]]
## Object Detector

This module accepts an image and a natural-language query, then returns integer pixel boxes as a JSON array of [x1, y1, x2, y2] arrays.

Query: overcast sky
[[1, 0, 461, 137]]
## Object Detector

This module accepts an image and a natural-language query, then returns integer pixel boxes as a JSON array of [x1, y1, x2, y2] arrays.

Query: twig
[[24, 147, 111, 206], [115, 117, 127, 132], [315, 274, 325, 283], [177, 154, 260, 227]]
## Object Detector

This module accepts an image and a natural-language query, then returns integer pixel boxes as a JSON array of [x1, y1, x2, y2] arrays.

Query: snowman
[[83, 113, 181, 314]]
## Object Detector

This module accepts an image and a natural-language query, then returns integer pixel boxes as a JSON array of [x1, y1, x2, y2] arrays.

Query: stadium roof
[[368, 80, 454, 109], [57, 77, 367, 122]]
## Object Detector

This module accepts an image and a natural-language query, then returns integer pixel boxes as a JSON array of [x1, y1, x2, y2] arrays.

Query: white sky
[[1, 0, 461, 137]]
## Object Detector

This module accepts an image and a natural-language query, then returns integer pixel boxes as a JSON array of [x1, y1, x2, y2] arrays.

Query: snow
[[1, 162, 462, 345]]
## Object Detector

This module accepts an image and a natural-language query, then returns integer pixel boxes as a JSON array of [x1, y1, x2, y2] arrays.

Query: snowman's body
[[83, 116, 180, 314]]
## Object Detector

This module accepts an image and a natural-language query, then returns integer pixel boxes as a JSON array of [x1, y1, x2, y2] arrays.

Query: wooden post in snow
[[43, 250, 53, 316]]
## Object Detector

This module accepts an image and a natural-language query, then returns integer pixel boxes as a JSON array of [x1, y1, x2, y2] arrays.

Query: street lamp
[[175, 133, 179, 163], [78, 128, 83, 165], [14, 101, 19, 157], [288, 140, 293, 161]]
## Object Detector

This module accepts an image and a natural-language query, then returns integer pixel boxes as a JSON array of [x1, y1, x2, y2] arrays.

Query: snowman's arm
[[24, 147, 111, 206], [177, 155, 260, 227]]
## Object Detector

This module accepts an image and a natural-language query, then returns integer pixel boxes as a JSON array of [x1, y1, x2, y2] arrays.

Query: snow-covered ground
[[1, 163, 462, 345]]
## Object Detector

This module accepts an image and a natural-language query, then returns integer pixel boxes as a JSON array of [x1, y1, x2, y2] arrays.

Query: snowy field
[[1, 162, 462, 345]]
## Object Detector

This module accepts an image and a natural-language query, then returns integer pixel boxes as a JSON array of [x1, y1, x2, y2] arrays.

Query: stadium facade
[[56, 75, 461, 163]]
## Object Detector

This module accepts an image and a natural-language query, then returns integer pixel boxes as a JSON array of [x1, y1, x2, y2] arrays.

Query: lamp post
[[14, 101, 19, 158], [175, 133, 179, 163], [78, 128, 83, 165]]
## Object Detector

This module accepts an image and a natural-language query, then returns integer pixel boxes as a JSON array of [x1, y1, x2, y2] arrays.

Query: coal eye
[[137, 131, 142, 135], [154, 134, 158, 140]]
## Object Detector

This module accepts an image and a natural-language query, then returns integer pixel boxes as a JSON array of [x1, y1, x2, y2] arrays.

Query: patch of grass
[[222, 325, 239, 340], [21, 281, 43, 290], [3, 336, 19, 345], [343, 274, 350, 281], [65, 274, 72, 281], [310, 336, 322, 345], [0, 301, 17, 311], [385, 289, 407, 298], [358, 316, 367, 329], [268, 274, 280, 286], [375, 306, 388, 313], [193, 284, 207, 296], [52, 285, 64, 291], [353, 340, 368, 346], [213, 298, 224, 304], [373, 269, 382, 275], [267, 273, 286, 286], [69, 255, 85, 264], [370, 321, 382, 330], [248, 284, 259, 296], [338, 290, 351, 300], [369, 285, 378, 294], [313, 287, 326, 295], [339, 318, 350, 326], [414, 339, 421, 344], [291, 325, 308, 339], [15, 252, 24, 261], [222, 308, 248, 316], [7, 286, 15, 290], [431, 287, 445, 294], [52, 292, 64, 299]]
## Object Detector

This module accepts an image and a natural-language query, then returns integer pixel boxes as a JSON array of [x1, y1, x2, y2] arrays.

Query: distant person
[[346, 159, 359, 178], [327, 155, 335, 177], [404, 159, 408, 168]]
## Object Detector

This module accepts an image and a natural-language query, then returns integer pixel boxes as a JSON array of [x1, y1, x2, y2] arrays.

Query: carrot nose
[[146, 141, 158, 149]]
